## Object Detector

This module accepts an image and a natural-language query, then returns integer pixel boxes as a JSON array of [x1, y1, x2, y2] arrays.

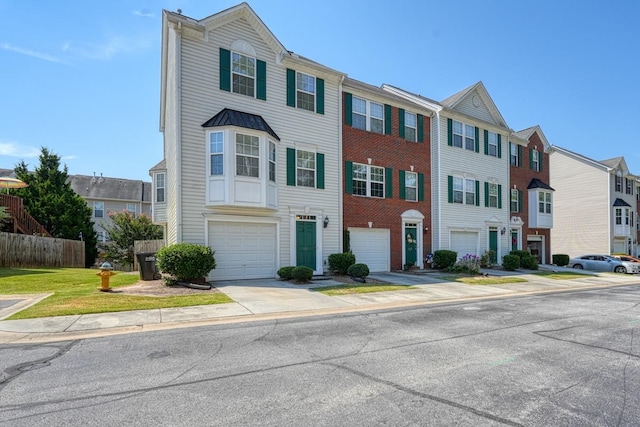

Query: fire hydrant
[[97, 262, 116, 292]]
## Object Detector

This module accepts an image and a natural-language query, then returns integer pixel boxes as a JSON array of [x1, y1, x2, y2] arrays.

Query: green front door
[[405, 226, 417, 267], [489, 229, 498, 263], [296, 221, 316, 270], [511, 231, 518, 252]]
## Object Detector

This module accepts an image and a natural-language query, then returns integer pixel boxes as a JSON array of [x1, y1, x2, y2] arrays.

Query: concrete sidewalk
[[1, 267, 639, 343]]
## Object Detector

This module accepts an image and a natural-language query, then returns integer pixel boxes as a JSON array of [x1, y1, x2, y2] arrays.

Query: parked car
[[613, 255, 640, 264], [568, 255, 639, 274]]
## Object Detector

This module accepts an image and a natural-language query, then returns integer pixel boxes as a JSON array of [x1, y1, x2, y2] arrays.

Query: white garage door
[[450, 231, 479, 259], [208, 222, 277, 280], [349, 228, 390, 272]]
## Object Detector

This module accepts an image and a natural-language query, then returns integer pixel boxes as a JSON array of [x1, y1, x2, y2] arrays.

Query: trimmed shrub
[[552, 254, 570, 267], [348, 263, 370, 278], [521, 255, 539, 270], [502, 254, 520, 271], [480, 250, 496, 268], [277, 266, 295, 280], [449, 254, 481, 274], [509, 250, 529, 267], [433, 250, 457, 269], [156, 243, 216, 281], [328, 252, 356, 275], [291, 266, 313, 282]]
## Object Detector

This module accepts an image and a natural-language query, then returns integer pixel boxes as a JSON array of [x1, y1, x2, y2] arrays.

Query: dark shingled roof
[[613, 198, 631, 207], [202, 108, 280, 141], [67, 175, 152, 203], [527, 178, 555, 191]]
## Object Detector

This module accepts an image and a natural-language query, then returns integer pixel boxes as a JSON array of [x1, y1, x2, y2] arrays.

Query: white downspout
[[176, 22, 183, 243], [338, 75, 345, 254], [436, 111, 442, 251]]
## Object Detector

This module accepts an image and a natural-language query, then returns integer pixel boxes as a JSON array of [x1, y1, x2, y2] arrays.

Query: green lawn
[[0, 268, 232, 320], [439, 275, 528, 285], [312, 283, 415, 295], [533, 271, 592, 280]]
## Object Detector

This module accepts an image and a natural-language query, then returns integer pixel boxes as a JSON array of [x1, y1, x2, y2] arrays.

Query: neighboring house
[[549, 149, 637, 257], [384, 82, 512, 263], [342, 78, 433, 272], [68, 173, 152, 243], [509, 126, 554, 264], [154, 3, 345, 280]]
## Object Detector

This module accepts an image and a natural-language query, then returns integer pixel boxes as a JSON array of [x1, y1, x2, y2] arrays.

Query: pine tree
[[14, 147, 98, 267]]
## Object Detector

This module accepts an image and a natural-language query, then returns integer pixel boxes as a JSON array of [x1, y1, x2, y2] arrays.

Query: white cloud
[[0, 142, 40, 158], [1, 43, 65, 63], [133, 9, 154, 18], [64, 33, 153, 61]]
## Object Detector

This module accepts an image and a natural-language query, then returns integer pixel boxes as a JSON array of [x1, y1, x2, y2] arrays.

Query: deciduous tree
[[100, 210, 163, 267]]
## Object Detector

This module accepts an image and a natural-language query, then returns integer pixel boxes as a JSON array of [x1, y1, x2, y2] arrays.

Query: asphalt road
[[2, 285, 640, 426]]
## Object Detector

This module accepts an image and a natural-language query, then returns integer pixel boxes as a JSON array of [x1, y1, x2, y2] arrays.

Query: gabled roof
[[600, 157, 629, 175], [202, 108, 280, 141], [549, 145, 614, 172], [514, 125, 551, 152], [67, 175, 152, 203], [527, 178, 554, 191], [149, 159, 166, 172], [613, 198, 631, 207], [379, 83, 442, 113], [441, 81, 509, 129]]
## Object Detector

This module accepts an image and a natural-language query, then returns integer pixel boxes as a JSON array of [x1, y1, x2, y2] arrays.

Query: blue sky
[[1, 0, 639, 182]]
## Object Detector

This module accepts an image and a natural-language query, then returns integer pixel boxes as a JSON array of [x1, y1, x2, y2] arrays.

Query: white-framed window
[[487, 131, 498, 157], [236, 133, 260, 178], [626, 178, 633, 194], [404, 111, 417, 142], [538, 191, 552, 214], [615, 175, 622, 192], [352, 163, 384, 198], [405, 171, 417, 202], [97, 231, 107, 243], [511, 189, 519, 212], [637, 185, 640, 202], [126, 203, 137, 216], [531, 149, 540, 172], [209, 131, 224, 176], [452, 120, 475, 150], [296, 150, 316, 187], [615, 207, 622, 225], [452, 177, 476, 205], [488, 183, 498, 207], [94, 201, 104, 218], [352, 96, 384, 134], [296, 72, 316, 112], [268, 141, 276, 183], [510, 143, 519, 166], [231, 51, 255, 97], [155, 173, 165, 203], [625, 208, 630, 225]]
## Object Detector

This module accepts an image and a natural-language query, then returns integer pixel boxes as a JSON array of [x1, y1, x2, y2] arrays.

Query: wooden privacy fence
[[133, 239, 165, 271], [0, 232, 85, 268]]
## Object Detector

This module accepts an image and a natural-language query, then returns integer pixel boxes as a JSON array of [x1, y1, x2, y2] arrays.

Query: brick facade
[[342, 92, 431, 270]]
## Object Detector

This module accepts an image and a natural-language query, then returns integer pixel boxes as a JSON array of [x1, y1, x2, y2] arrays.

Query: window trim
[[404, 171, 418, 202], [450, 176, 477, 205], [351, 95, 384, 134], [296, 149, 317, 188], [268, 140, 276, 183], [511, 189, 519, 213], [352, 162, 385, 198], [296, 71, 316, 112], [231, 50, 256, 98], [155, 172, 165, 203], [209, 131, 224, 176], [94, 201, 104, 218], [487, 131, 498, 157], [404, 111, 417, 142], [487, 183, 498, 208], [235, 133, 260, 178], [538, 191, 552, 214]]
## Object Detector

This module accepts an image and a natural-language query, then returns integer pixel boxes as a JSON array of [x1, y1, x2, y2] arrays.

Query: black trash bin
[[136, 252, 158, 281]]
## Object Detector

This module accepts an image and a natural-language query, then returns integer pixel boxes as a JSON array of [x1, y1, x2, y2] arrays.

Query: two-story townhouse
[[549, 148, 637, 257], [68, 173, 152, 243], [384, 82, 512, 263], [154, 3, 345, 280], [342, 78, 434, 271], [509, 126, 554, 263], [637, 179, 640, 256]]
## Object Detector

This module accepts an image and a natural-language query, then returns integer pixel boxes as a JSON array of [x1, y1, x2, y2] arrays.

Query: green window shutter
[[518, 190, 523, 213], [539, 154, 544, 172], [484, 130, 489, 155], [219, 48, 231, 92], [399, 108, 405, 139], [386, 168, 393, 198], [475, 180, 480, 206], [498, 184, 502, 209], [484, 182, 489, 207], [475, 127, 480, 152], [316, 78, 324, 114], [529, 148, 534, 169], [447, 175, 453, 203], [316, 153, 324, 189], [286, 148, 296, 186], [256, 60, 266, 100], [384, 104, 392, 135], [399, 170, 406, 200], [286, 69, 296, 107], [447, 118, 453, 146], [344, 92, 353, 126], [418, 172, 424, 201], [497, 134, 502, 158], [345, 161, 353, 194], [518, 145, 523, 167], [417, 114, 424, 142]]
